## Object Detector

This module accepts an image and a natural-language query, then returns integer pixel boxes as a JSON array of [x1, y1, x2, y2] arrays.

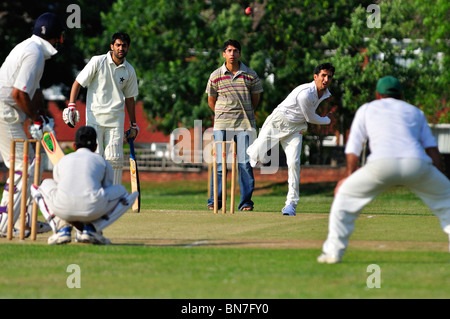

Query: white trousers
[[322, 158, 450, 258], [88, 123, 124, 185], [0, 101, 37, 232], [0, 101, 30, 171], [247, 111, 307, 206], [39, 178, 128, 223]]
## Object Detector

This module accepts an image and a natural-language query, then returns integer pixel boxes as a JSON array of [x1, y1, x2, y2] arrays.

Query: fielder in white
[[318, 76, 450, 264], [63, 32, 139, 185], [0, 13, 64, 237], [31, 126, 138, 245], [247, 63, 336, 216]]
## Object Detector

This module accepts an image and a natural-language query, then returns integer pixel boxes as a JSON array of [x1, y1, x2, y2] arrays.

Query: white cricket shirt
[[76, 51, 139, 127], [345, 98, 438, 163], [0, 35, 57, 105], [275, 81, 331, 124]]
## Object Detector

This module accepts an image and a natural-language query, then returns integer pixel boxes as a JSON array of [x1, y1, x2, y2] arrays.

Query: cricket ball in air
[[245, 7, 252, 15]]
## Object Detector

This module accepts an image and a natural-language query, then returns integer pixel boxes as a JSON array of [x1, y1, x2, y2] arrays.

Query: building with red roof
[[47, 101, 170, 147]]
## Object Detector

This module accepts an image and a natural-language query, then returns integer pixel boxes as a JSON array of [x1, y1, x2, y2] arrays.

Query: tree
[[0, 1, 77, 93], [250, 0, 374, 119], [93, 0, 377, 135], [410, 0, 449, 123], [78, 0, 447, 139], [93, 0, 214, 134], [0, 0, 115, 103], [321, 1, 449, 124]]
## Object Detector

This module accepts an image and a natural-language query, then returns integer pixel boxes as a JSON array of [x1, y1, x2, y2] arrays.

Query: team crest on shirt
[[120, 77, 125, 83]]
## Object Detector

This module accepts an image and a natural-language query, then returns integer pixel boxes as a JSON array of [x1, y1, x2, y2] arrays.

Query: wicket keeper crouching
[[31, 126, 138, 245]]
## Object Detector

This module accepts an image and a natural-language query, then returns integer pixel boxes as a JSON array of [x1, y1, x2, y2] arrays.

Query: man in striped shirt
[[206, 39, 263, 211]]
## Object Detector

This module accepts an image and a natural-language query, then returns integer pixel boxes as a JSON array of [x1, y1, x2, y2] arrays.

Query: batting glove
[[29, 122, 43, 140], [43, 116, 54, 133], [125, 122, 139, 140], [29, 115, 54, 140], [62, 102, 80, 128], [28, 117, 44, 140]]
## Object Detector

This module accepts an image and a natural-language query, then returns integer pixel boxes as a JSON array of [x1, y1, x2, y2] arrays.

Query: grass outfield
[[0, 180, 448, 300]]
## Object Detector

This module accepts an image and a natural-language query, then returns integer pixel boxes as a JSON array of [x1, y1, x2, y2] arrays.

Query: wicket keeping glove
[[125, 121, 139, 141], [62, 102, 80, 128]]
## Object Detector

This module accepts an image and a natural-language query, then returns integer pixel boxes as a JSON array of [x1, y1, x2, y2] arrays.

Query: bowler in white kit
[[247, 63, 336, 216]]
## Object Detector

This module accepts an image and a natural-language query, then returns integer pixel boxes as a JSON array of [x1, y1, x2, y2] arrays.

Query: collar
[[76, 147, 95, 154], [220, 61, 249, 75], [30, 35, 58, 60], [107, 51, 126, 67], [310, 80, 331, 100]]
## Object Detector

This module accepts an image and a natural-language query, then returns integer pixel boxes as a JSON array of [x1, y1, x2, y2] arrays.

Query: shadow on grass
[[151, 181, 337, 197], [255, 181, 336, 197]]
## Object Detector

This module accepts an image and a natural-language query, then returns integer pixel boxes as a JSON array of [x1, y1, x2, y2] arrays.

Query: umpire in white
[[32, 126, 138, 245], [318, 76, 450, 264]]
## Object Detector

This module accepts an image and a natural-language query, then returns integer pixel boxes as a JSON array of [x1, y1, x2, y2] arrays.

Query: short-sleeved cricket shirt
[[206, 62, 263, 130], [0, 35, 57, 106], [345, 98, 438, 163], [76, 51, 139, 127]]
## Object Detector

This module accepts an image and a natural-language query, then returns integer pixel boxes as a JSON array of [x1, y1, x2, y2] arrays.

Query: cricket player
[[318, 76, 450, 264], [0, 12, 64, 237], [31, 126, 139, 245], [63, 32, 139, 185], [247, 63, 336, 216]]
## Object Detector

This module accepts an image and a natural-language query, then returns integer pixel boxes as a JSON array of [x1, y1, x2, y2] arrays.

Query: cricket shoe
[[0, 228, 31, 238], [74, 228, 83, 243], [48, 225, 72, 245], [78, 224, 111, 245], [317, 253, 341, 264], [13, 228, 31, 238], [282, 204, 296, 216]]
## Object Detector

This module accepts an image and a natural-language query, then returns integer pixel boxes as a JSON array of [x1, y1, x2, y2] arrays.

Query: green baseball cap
[[376, 76, 402, 95]]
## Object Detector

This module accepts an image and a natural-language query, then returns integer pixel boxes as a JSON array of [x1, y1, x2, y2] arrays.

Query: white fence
[[430, 124, 450, 154], [122, 148, 204, 172]]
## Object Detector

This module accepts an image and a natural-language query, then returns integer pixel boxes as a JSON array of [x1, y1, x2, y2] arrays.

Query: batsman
[[0, 13, 64, 237], [63, 32, 139, 185]]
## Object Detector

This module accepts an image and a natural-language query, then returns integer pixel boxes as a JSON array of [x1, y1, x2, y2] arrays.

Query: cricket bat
[[128, 138, 141, 212], [42, 131, 65, 165]]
